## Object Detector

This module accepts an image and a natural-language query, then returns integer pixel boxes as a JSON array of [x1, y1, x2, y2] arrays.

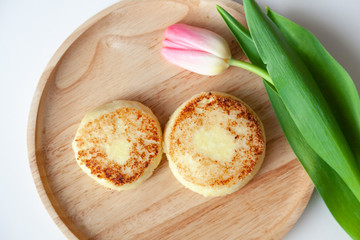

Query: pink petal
[[161, 47, 229, 76], [162, 39, 195, 50], [164, 23, 231, 59]]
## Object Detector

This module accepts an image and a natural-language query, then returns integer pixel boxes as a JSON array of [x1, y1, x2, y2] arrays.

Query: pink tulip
[[161, 24, 232, 76], [160, 24, 273, 85]]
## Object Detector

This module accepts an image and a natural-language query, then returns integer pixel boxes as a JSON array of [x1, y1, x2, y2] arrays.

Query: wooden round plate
[[27, 0, 313, 239]]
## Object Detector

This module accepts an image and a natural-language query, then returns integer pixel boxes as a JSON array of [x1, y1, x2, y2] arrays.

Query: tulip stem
[[228, 59, 274, 86]]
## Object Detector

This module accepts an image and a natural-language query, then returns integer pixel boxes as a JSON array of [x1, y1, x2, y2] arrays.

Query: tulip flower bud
[[161, 24, 231, 76]]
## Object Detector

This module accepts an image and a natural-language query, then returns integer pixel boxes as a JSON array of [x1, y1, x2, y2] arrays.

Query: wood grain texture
[[27, 0, 314, 239]]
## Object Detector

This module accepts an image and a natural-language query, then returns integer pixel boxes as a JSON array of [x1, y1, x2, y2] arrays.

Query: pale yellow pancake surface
[[164, 92, 265, 197], [72, 100, 162, 190]]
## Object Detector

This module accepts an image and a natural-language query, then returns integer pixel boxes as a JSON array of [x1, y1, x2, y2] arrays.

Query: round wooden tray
[[27, 0, 313, 239]]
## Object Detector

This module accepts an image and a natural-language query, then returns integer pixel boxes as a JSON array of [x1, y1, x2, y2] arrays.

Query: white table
[[0, 0, 358, 239]]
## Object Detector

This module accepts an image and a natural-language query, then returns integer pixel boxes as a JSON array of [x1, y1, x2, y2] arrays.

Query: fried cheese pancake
[[164, 92, 265, 197], [72, 100, 162, 190]]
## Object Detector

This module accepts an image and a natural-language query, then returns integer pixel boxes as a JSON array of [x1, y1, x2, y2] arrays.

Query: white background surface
[[0, 0, 358, 239]]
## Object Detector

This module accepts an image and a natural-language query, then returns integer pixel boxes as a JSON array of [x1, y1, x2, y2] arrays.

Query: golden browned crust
[[73, 107, 160, 187], [167, 92, 265, 187]]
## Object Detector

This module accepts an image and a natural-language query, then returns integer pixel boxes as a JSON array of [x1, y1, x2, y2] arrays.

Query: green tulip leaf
[[242, 0, 360, 202], [266, 8, 360, 164], [217, 3, 360, 239], [265, 83, 360, 240]]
